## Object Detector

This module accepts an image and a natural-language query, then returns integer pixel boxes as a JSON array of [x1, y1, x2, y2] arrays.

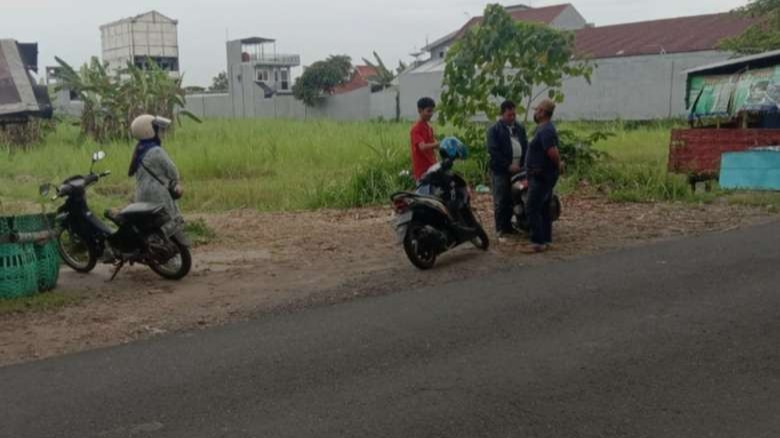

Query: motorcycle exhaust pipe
[[9, 230, 59, 244]]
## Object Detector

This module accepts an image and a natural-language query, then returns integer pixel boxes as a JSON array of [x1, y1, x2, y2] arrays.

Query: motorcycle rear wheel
[[550, 195, 562, 221], [471, 227, 490, 251], [149, 241, 192, 281], [403, 222, 437, 270], [462, 208, 490, 251]]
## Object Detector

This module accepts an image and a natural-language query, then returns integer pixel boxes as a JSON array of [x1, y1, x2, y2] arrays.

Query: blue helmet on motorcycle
[[440, 137, 469, 160]]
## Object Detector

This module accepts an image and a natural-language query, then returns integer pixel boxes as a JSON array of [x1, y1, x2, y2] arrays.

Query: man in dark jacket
[[487, 100, 528, 239]]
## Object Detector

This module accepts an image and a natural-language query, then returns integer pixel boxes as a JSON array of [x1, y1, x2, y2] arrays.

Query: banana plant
[[54, 57, 200, 142]]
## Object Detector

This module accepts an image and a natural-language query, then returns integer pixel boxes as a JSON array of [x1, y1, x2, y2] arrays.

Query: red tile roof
[[355, 65, 378, 78], [332, 65, 378, 95], [574, 13, 758, 59]]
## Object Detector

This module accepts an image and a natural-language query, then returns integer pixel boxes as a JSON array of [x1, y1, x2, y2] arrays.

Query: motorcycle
[[510, 170, 562, 233], [40, 151, 192, 281], [390, 152, 489, 270]]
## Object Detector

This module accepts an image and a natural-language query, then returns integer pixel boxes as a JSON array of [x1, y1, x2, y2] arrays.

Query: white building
[[400, 3, 759, 120], [100, 10, 180, 75]]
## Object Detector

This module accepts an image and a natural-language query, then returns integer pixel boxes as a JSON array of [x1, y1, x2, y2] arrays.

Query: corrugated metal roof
[[684, 49, 780, 75], [574, 13, 758, 59]]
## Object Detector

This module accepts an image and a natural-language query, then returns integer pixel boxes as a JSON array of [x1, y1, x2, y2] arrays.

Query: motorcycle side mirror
[[92, 151, 107, 163]]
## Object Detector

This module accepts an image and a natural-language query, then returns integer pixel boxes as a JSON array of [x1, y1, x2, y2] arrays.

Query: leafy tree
[[209, 71, 229, 92], [292, 55, 352, 106], [439, 4, 592, 169], [720, 0, 780, 55]]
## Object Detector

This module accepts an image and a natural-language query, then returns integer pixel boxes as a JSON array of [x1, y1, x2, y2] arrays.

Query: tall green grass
[[576, 124, 694, 203], [1, 119, 417, 213], [3, 118, 778, 213]]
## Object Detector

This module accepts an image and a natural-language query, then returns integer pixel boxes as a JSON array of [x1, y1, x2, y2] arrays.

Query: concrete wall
[[185, 94, 233, 119], [52, 89, 84, 117], [184, 87, 374, 121], [399, 50, 732, 121], [307, 87, 371, 121], [553, 51, 729, 120], [399, 70, 445, 120], [370, 88, 399, 120]]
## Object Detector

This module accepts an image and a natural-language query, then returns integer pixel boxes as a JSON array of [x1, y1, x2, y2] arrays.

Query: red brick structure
[[669, 129, 780, 179]]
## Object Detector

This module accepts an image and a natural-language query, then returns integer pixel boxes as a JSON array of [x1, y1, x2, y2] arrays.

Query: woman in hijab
[[128, 114, 184, 235]]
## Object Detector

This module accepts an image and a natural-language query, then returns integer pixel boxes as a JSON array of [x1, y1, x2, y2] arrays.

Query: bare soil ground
[[0, 193, 776, 366]]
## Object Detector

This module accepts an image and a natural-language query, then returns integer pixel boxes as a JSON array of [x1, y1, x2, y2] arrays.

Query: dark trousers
[[491, 172, 513, 233], [527, 173, 558, 245]]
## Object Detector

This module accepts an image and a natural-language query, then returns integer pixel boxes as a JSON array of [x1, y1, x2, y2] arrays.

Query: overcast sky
[[4, 0, 748, 86]]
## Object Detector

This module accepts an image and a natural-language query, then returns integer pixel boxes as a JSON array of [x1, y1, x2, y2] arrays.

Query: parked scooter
[[40, 151, 192, 281], [390, 138, 489, 270], [510, 170, 562, 232]]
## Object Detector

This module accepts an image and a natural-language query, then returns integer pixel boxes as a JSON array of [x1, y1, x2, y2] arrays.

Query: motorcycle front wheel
[[57, 228, 98, 273], [149, 241, 192, 280], [403, 222, 437, 270]]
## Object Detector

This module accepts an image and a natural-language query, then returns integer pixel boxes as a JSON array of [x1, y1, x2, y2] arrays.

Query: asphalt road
[[2, 221, 779, 438]]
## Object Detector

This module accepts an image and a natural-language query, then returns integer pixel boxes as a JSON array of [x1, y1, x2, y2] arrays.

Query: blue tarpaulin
[[720, 150, 780, 191]]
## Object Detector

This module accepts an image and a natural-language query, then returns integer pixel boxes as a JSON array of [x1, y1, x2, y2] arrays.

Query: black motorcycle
[[390, 156, 489, 270], [40, 151, 192, 281], [510, 170, 562, 232]]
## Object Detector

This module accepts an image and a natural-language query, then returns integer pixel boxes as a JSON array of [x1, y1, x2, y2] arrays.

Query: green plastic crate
[[1, 214, 61, 298], [12, 214, 47, 233], [0, 243, 39, 299], [34, 240, 60, 292], [0, 217, 11, 241]]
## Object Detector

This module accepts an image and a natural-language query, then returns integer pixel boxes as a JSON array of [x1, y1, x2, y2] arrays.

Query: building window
[[256, 69, 270, 82], [281, 70, 289, 90], [133, 56, 179, 72], [439, 51, 445, 59]]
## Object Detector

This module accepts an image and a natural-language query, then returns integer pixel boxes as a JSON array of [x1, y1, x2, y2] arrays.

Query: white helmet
[[130, 114, 172, 140]]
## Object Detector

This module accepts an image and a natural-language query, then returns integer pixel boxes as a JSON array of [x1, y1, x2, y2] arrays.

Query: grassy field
[[1, 119, 415, 214], [2, 118, 779, 215]]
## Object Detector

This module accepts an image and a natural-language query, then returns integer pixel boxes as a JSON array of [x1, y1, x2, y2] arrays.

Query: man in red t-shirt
[[410, 97, 440, 181]]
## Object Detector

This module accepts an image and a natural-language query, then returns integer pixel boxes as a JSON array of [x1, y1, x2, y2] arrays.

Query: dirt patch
[[0, 193, 775, 366]]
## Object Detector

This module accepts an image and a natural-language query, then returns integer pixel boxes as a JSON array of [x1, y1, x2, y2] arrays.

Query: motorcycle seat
[[120, 203, 164, 217], [104, 208, 124, 226]]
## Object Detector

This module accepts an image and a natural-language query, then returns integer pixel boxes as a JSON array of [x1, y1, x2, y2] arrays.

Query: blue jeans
[[491, 172, 513, 233], [527, 172, 558, 245]]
